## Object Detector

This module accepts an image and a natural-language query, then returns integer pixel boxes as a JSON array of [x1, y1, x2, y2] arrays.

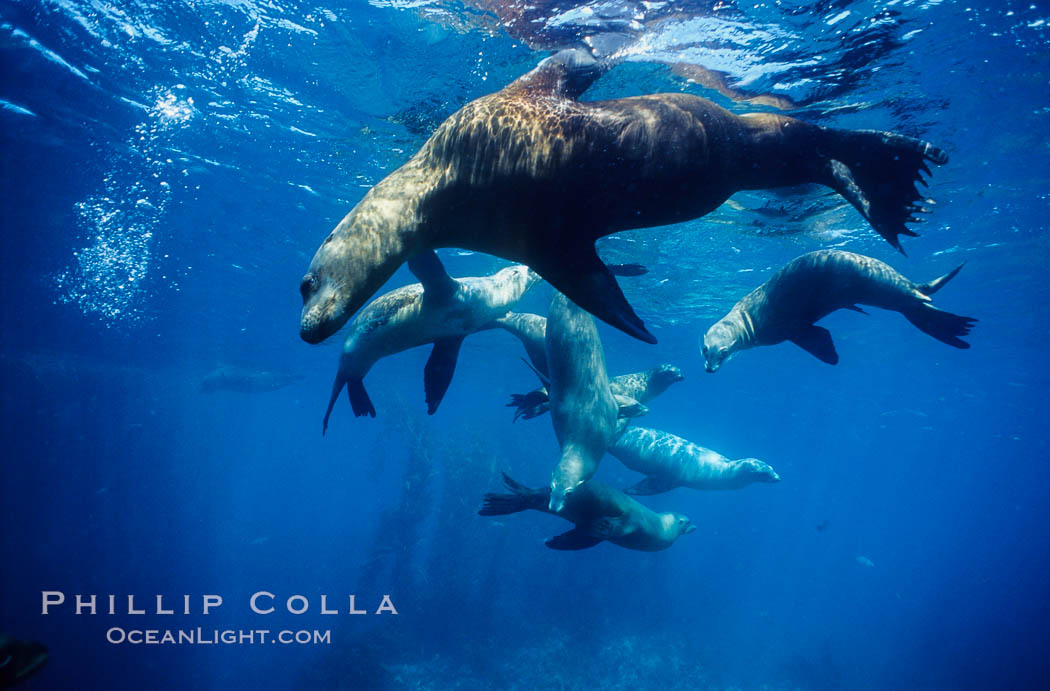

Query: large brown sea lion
[[300, 49, 946, 345]]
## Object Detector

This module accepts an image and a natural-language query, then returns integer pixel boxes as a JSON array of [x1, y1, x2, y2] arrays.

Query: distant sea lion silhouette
[[322, 255, 539, 430], [702, 250, 975, 371], [201, 366, 303, 394], [479, 473, 696, 551], [300, 48, 947, 345], [0, 633, 47, 688], [609, 426, 780, 495]]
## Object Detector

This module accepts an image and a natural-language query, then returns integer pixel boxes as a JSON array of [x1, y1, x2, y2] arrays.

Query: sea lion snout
[[300, 277, 346, 344]]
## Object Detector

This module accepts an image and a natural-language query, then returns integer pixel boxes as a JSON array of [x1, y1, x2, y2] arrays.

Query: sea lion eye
[[300, 274, 319, 298]]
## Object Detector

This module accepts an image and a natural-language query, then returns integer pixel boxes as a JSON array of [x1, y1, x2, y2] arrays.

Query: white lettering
[[348, 595, 366, 615], [250, 591, 274, 614], [127, 595, 145, 615], [286, 595, 308, 615], [75, 594, 96, 615], [377, 595, 398, 615], [41, 591, 65, 614], [156, 595, 173, 615], [202, 594, 222, 615]]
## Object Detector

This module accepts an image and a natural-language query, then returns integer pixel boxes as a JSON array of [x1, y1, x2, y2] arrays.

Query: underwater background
[[2, 0, 1049, 689]]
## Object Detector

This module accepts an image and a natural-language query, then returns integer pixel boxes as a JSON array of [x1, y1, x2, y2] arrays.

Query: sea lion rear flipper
[[532, 246, 656, 344], [545, 528, 603, 551], [624, 477, 674, 496], [423, 336, 465, 414], [916, 263, 965, 297], [408, 250, 458, 302], [902, 304, 976, 349], [789, 325, 839, 365], [823, 130, 948, 253], [347, 378, 377, 418]]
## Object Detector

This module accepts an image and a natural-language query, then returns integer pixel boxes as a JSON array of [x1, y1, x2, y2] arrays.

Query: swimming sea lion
[[702, 250, 975, 372], [508, 360, 684, 421], [300, 48, 947, 345], [546, 292, 620, 512], [322, 254, 539, 430], [479, 473, 696, 551], [609, 426, 780, 495]]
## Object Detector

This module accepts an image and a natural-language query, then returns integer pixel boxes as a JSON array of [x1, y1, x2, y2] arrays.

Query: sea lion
[[702, 250, 975, 372], [300, 48, 947, 345], [322, 254, 539, 430], [508, 360, 684, 422], [608, 426, 780, 495], [479, 473, 696, 551], [0, 633, 47, 688], [201, 365, 304, 394], [546, 291, 621, 512]]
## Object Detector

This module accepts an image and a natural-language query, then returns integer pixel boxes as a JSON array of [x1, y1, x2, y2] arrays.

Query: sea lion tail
[[902, 304, 977, 349], [478, 472, 547, 515], [916, 263, 965, 297], [823, 129, 948, 254]]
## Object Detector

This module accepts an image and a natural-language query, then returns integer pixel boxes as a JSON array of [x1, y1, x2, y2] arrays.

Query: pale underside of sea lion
[[323, 254, 539, 431], [300, 48, 947, 346], [546, 291, 623, 512], [609, 426, 780, 495], [479, 473, 696, 551], [702, 249, 976, 371]]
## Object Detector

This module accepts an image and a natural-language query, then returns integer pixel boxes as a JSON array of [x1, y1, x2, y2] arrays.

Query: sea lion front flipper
[[531, 246, 657, 344], [789, 325, 839, 365], [424, 336, 465, 414], [589, 515, 635, 539], [624, 476, 675, 496], [545, 528, 603, 551], [408, 250, 458, 302], [844, 304, 869, 315], [614, 394, 649, 419]]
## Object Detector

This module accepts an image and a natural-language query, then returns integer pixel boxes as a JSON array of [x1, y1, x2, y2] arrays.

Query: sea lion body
[[323, 263, 539, 428], [546, 292, 618, 512], [703, 250, 976, 371], [609, 426, 780, 495], [301, 50, 947, 345], [479, 474, 695, 551]]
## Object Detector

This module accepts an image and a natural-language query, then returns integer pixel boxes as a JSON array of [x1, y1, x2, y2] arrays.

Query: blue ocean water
[[2, 0, 1049, 689]]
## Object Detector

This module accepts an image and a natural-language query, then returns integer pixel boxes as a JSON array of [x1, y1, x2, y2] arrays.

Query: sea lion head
[[647, 364, 685, 392], [665, 513, 698, 539], [737, 458, 780, 483], [299, 213, 409, 344], [701, 319, 739, 373]]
